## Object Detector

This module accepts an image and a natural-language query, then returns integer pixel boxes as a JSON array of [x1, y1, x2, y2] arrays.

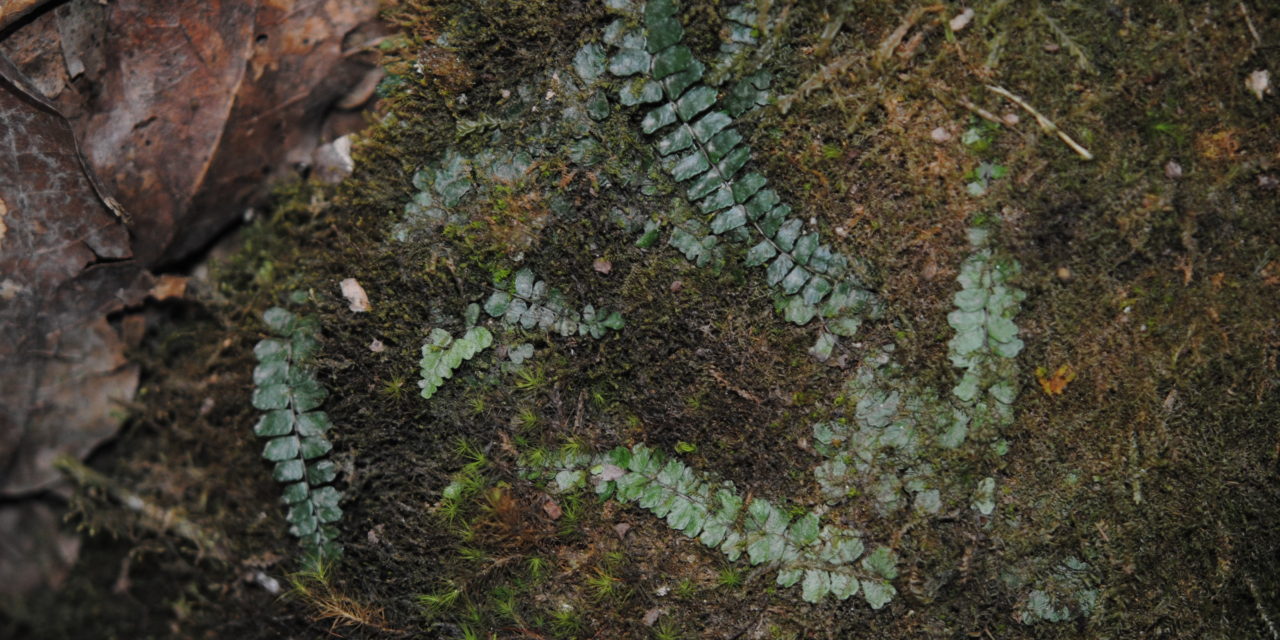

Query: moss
[[13, 1, 1280, 638], [434, 0, 607, 98]]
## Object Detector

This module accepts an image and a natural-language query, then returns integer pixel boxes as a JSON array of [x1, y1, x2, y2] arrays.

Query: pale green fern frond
[[419, 326, 494, 400], [483, 267, 624, 338], [521, 442, 899, 607]]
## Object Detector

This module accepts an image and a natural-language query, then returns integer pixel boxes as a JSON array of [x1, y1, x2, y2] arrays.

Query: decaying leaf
[[0, 52, 151, 499], [542, 499, 563, 520], [0, 501, 82, 595], [1, 0, 385, 266], [1035, 364, 1077, 395]]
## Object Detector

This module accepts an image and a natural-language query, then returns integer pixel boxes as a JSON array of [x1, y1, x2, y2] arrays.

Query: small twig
[[812, 5, 853, 59], [1239, 2, 1262, 50], [724, 598, 770, 640], [956, 96, 1007, 127], [707, 365, 763, 404], [874, 5, 946, 68], [573, 389, 586, 433], [930, 82, 1008, 127], [985, 84, 1094, 160], [54, 454, 232, 563], [340, 35, 396, 58], [500, 628, 550, 640]]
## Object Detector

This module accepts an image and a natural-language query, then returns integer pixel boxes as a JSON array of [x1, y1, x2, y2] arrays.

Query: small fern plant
[[524, 443, 899, 607], [604, 0, 877, 360], [1016, 556, 1099, 624], [419, 268, 623, 402], [946, 226, 1026, 409], [810, 226, 1025, 514], [419, 326, 494, 400], [251, 307, 342, 559], [483, 267, 624, 338]]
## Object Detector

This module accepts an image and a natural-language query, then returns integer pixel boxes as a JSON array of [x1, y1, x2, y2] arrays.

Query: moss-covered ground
[[4, 1, 1279, 638]]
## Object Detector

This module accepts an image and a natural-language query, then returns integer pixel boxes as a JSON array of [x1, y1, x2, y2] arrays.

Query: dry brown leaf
[[0, 54, 151, 498], [149, 274, 188, 301], [1035, 365, 1077, 396], [542, 499, 563, 520], [1, 0, 385, 266]]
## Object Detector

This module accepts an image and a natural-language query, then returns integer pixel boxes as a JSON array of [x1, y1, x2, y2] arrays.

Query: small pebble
[[340, 278, 371, 312], [922, 260, 939, 280], [642, 607, 663, 626], [1246, 69, 1269, 101], [1056, 266, 1072, 281], [1164, 160, 1183, 179], [949, 8, 975, 32], [1003, 113, 1020, 126], [1044, 42, 1061, 53], [930, 126, 952, 143], [252, 571, 281, 595]]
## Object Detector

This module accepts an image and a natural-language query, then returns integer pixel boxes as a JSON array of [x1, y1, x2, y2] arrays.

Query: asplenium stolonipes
[[422, 0, 1031, 609], [241, 0, 1051, 615]]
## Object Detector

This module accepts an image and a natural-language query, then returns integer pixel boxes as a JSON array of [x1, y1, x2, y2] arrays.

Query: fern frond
[[253, 306, 343, 559]]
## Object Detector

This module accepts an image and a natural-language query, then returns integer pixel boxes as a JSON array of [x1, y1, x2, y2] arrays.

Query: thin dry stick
[[55, 454, 232, 562], [929, 82, 1008, 127], [812, 4, 853, 58], [985, 84, 1094, 160], [955, 96, 1006, 127], [1240, 2, 1262, 50], [873, 4, 945, 68]]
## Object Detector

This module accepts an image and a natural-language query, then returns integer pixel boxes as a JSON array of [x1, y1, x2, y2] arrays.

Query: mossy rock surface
[[11, 2, 1280, 639]]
